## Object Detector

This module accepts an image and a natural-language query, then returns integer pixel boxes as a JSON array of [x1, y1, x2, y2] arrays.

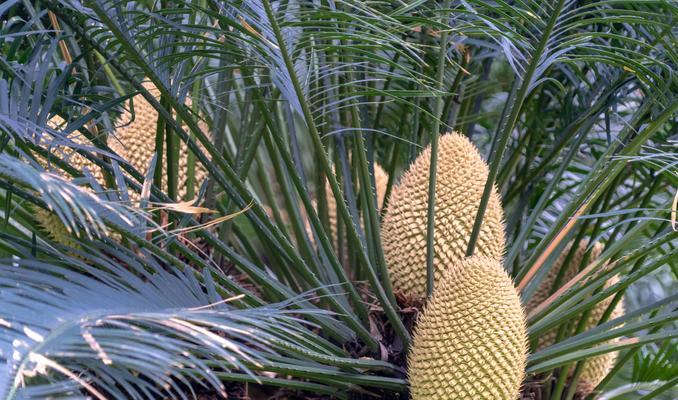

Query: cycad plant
[[0, 0, 676, 399]]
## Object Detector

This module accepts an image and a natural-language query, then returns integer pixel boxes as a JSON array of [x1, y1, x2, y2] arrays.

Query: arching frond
[[0, 254, 332, 399]]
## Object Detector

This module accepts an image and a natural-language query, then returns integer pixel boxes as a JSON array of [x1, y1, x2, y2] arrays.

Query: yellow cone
[[35, 206, 81, 249], [381, 132, 505, 301], [525, 241, 624, 396], [408, 255, 528, 399]]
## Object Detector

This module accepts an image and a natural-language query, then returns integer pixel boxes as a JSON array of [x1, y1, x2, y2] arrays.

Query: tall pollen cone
[[525, 241, 625, 396], [408, 255, 528, 400], [381, 132, 505, 301], [42, 115, 126, 184]]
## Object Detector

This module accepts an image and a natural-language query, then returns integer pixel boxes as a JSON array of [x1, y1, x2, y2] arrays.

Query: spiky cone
[[381, 132, 505, 302], [408, 255, 528, 400], [525, 241, 625, 397], [40, 115, 126, 183]]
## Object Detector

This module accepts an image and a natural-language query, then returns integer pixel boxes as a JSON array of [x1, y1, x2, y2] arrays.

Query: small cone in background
[[324, 163, 389, 252], [408, 255, 528, 400], [381, 132, 505, 301], [35, 115, 126, 245], [36, 83, 209, 245], [114, 82, 209, 200], [35, 205, 82, 249], [525, 241, 625, 396]]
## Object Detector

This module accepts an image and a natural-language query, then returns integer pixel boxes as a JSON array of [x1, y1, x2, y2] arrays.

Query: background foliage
[[0, 0, 676, 399]]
